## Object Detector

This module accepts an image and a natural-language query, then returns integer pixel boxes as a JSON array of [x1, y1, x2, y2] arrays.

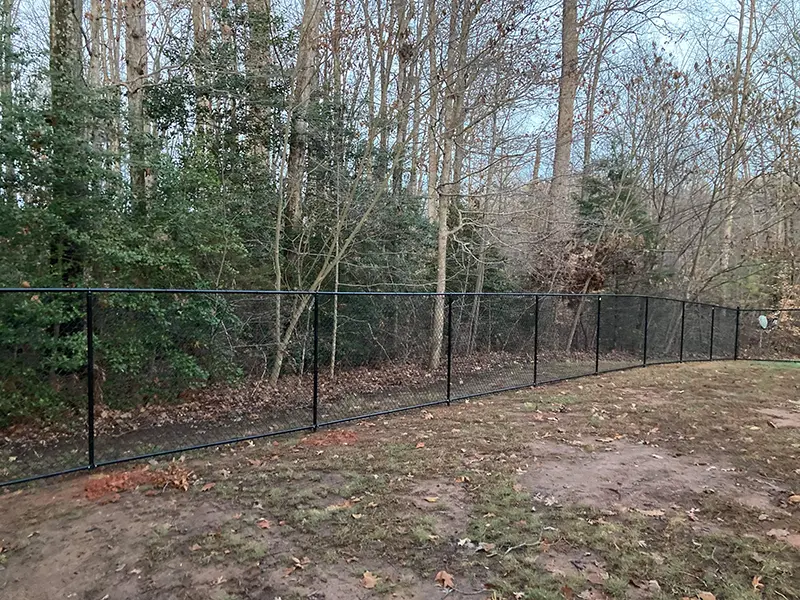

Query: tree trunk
[[429, 0, 471, 371], [391, 0, 413, 195], [425, 0, 439, 221], [582, 5, 608, 171], [286, 0, 323, 228], [126, 0, 148, 216], [192, 0, 211, 134], [549, 0, 579, 207], [50, 0, 86, 286], [468, 116, 498, 354], [532, 136, 541, 181]]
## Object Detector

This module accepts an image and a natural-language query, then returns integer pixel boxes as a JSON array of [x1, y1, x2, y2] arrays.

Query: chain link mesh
[[738, 309, 800, 360], [0, 291, 89, 483], [682, 302, 713, 360], [598, 296, 645, 371], [644, 298, 683, 364], [450, 294, 538, 398], [3, 290, 799, 486], [316, 294, 446, 423], [93, 291, 314, 464]]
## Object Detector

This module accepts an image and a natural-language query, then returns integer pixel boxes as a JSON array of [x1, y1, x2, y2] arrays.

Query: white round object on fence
[[758, 315, 769, 329]]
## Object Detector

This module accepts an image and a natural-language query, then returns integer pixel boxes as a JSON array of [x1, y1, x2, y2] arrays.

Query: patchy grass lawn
[[1, 361, 799, 600]]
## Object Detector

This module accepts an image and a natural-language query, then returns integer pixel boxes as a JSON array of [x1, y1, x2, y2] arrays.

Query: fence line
[[0, 289, 797, 488]]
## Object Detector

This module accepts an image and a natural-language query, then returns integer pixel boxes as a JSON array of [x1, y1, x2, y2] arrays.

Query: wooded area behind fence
[[1, 289, 798, 487]]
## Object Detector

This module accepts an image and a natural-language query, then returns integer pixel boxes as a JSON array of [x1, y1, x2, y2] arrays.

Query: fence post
[[312, 292, 319, 430], [595, 296, 601, 374], [642, 296, 649, 366], [86, 290, 95, 469], [709, 307, 716, 361], [533, 295, 539, 384], [446, 295, 453, 405], [679, 301, 686, 362], [734, 306, 741, 360]]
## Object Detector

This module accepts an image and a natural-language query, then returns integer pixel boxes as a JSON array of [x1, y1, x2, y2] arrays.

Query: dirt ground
[[1, 361, 798, 600]]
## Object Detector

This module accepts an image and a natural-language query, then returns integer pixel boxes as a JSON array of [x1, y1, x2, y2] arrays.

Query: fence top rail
[[0, 287, 737, 309]]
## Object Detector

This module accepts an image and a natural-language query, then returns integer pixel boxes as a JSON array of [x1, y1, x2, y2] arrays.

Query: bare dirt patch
[[522, 440, 776, 512], [757, 408, 800, 428], [0, 490, 235, 600], [2, 362, 800, 600], [406, 480, 469, 539]]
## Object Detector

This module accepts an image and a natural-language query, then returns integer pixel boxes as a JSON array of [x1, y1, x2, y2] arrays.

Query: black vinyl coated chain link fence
[[1, 289, 798, 487]]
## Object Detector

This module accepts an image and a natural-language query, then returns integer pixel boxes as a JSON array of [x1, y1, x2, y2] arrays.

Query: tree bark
[[391, 0, 413, 195], [126, 0, 148, 216], [549, 0, 579, 207], [50, 0, 86, 285], [286, 0, 323, 228]]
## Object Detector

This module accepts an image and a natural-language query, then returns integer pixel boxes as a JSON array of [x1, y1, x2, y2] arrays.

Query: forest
[[0, 0, 799, 425]]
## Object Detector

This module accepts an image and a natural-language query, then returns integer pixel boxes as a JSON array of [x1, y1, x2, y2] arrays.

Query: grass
[[1, 362, 799, 600]]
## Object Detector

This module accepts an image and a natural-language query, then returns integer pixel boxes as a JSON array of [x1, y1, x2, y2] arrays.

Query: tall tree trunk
[[429, 0, 471, 370], [532, 136, 541, 181], [88, 0, 104, 87], [425, 0, 439, 221], [582, 4, 608, 171], [50, 0, 86, 285], [126, 0, 148, 216], [192, 0, 211, 134], [549, 0, 579, 209], [1, 0, 14, 186], [391, 0, 413, 195], [408, 0, 425, 196], [468, 116, 498, 353], [286, 0, 323, 228]]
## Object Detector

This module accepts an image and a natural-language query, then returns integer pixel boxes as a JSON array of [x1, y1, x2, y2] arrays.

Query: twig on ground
[[504, 541, 538, 555], [444, 587, 490, 596]]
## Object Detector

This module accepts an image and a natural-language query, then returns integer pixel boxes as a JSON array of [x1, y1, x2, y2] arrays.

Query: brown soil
[[757, 407, 800, 428], [521, 440, 775, 512], [1, 362, 799, 600]]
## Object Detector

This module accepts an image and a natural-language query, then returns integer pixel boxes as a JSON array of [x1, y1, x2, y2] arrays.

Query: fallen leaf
[[129, 568, 142, 575], [201, 482, 216, 492], [476, 541, 496, 553], [788, 495, 800, 505], [455, 475, 470, 483], [362, 571, 379, 589], [560, 584, 575, 600], [189, 544, 201, 552], [752, 575, 764, 591], [416, 442, 425, 449], [283, 556, 311, 576], [435, 570, 454, 589], [351, 513, 363, 520], [424, 496, 439, 503], [257, 519, 271, 529], [697, 592, 716, 600]]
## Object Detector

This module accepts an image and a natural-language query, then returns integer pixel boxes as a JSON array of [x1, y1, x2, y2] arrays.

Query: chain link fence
[[2, 289, 798, 486]]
